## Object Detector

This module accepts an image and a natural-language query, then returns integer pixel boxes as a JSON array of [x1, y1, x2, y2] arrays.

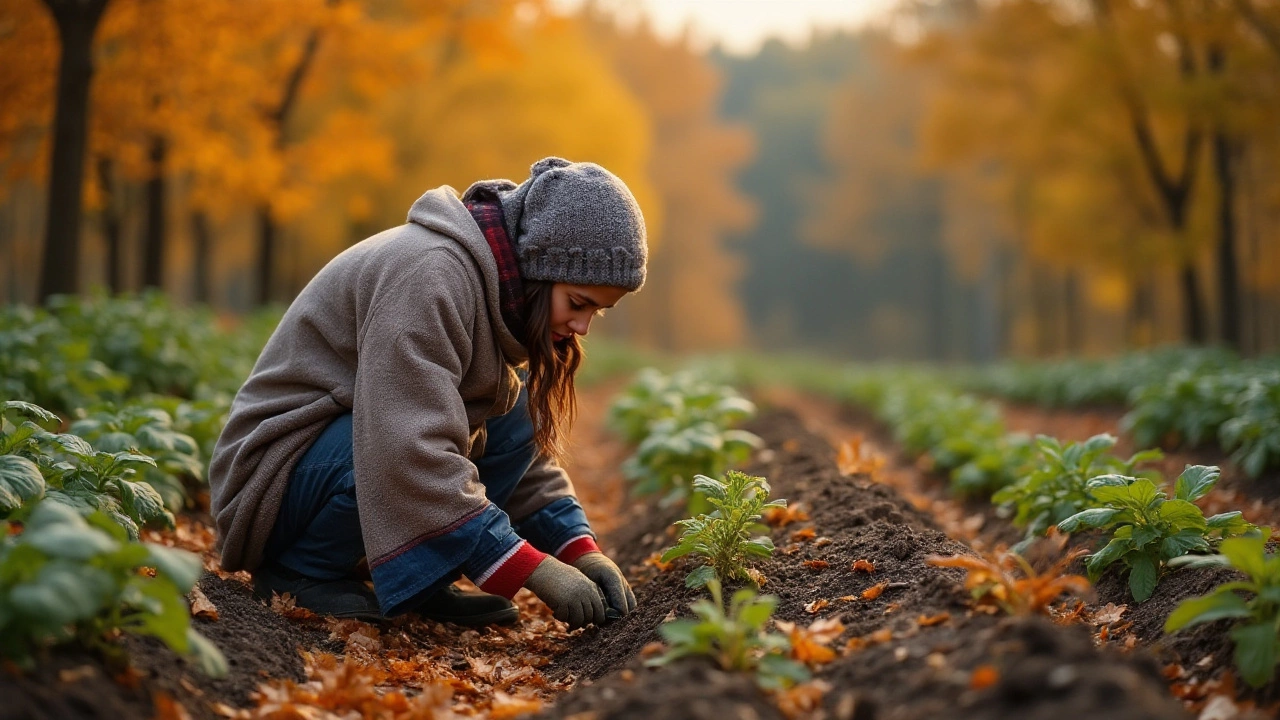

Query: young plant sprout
[[661, 471, 786, 588]]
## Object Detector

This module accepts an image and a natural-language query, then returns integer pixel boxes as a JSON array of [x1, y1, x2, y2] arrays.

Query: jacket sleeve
[[352, 250, 543, 615]]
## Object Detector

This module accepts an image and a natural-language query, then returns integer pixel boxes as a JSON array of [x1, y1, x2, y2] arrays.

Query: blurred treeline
[[3, 0, 1280, 360]]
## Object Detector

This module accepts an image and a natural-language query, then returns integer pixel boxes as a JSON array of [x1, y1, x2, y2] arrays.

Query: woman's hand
[[524, 556, 607, 629], [572, 551, 636, 617]]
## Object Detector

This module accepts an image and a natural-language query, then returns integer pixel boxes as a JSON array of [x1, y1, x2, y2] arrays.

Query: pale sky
[[556, 0, 899, 54]]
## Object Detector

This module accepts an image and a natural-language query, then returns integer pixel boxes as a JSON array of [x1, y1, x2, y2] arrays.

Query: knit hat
[[461, 157, 648, 291]]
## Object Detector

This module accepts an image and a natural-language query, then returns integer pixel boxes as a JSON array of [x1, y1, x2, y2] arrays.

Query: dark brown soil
[[1, 573, 334, 720], [541, 410, 1189, 719], [547, 658, 786, 720]]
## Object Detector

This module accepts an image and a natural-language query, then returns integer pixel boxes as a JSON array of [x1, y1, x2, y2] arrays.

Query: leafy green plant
[[647, 579, 808, 690], [1057, 465, 1259, 602], [993, 433, 1162, 551], [0, 500, 226, 676], [71, 403, 205, 511], [611, 368, 762, 503], [661, 471, 784, 588], [661, 472, 782, 586], [1165, 533, 1280, 688], [1220, 374, 1280, 479], [2, 400, 174, 538]]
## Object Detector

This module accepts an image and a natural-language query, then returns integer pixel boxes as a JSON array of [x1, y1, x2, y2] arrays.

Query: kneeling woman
[[209, 158, 642, 629]]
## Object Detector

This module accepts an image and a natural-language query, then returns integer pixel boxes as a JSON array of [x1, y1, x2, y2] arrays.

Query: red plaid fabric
[[465, 198, 526, 340]]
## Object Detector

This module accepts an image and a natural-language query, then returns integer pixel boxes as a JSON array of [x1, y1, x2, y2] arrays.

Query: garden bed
[[540, 410, 1189, 719]]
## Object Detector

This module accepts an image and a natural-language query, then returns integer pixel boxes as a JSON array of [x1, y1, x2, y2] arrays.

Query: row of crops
[[612, 361, 1280, 689], [0, 293, 280, 676], [962, 348, 1280, 478]]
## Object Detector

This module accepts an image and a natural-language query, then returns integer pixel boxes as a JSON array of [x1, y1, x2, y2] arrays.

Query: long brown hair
[[522, 281, 583, 462]]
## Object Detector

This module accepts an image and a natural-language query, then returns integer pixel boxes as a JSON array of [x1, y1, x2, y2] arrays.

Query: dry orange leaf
[[189, 586, 218, 621], [152, 693, 192, 720], [861, 583, 887, 600], [850, 559, 876, 574], [970, 665, 1000, 690], [836, 435, 885, 476], [804, 599, 830, 614], [777, 618, 845, 667], [764, 504, 810, 528], [867, 628, 893, 644], [925, 549, 1090, 616], [790, 527, 817, 542], [916, 612, 950, 627], [772, 680, 831, 719], [802, 560, 829, 570], [489, 691, 542, 719], [642, 552, 673, 572]]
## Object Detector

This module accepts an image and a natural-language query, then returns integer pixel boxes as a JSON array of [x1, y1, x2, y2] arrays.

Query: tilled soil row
[[539, 410, 1187, 720]]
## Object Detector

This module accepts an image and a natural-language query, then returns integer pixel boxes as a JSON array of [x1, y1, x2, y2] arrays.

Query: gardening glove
[[572, 551, 637, 617], [524, 556, 607, 630]]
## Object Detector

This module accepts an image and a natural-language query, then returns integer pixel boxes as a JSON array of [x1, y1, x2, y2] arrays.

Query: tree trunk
[[1213, 131, 1241, 350], [1064, 271, 1081, 354], [96, 156, 123, 293], [191, 210, 212, 304], [38, 0, 110, 302], [141, 135, 166, 289], [256, 204, 276, 306], [1180, 264, 1206, 344]]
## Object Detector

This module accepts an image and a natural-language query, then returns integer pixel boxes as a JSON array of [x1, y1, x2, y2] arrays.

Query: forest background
[[3, 0, 1279, 361]]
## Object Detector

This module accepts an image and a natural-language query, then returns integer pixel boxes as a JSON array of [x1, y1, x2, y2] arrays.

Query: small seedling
[[647, 579, 808, 690], [661, 471, 785, 588]]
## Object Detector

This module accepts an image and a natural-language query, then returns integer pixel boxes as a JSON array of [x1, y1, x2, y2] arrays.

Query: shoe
[[253, 563, 383, 621], [415, 584, 519, 626]]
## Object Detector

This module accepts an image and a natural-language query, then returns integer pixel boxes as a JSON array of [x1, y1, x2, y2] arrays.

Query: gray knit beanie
[[461, 157, 648, 291]]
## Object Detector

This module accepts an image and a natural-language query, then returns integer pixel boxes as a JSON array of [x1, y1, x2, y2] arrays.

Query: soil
[[541, 411, 1190, 719], [1, 574, 334, 720]]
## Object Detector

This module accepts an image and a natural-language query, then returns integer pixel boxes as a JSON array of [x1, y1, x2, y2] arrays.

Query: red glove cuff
[[555, 535, 601, 565], [477, 541, 547, 599]]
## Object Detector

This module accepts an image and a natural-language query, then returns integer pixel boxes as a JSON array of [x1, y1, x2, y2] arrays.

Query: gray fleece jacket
[[208, 187, 575, 577]]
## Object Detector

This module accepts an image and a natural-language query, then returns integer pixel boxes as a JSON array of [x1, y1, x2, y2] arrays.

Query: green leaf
[[185, 628, 228, 678], [737, 599, 775, 629], [1128, 553, 1159, 602], [1174, 465, 1221, 502], [0, 455, 45, 512], [1158, 500, 1208, 531], [1082, 434, 1118, 455], [685, 565, 718, 589], [129, 577, 191, 650], [1, 401, 59, 429], [657, 619, 700, 647], [1086, 537, 1132, 580], [1221, 536, 1271, 579], [23, 520, 120, 560], [1057, 508, 1120, 533], [1164, 591, 1253, 633], [742, 539, 775, 558], [757, 653, 810, 690], [1230, 622, 1279, 688], [145, 545, 203, 591]]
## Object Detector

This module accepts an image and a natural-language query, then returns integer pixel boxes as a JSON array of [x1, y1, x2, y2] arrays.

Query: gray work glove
[[572, 551, 637, 618], [524, 556, 607, 629]]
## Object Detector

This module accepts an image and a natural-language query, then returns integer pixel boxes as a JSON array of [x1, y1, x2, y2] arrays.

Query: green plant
[[646, 579, 808, 690], [2, 400, 174, 538], [1057, 465, 1259, 602], [1165, 533, 1280, 688], [661, 471, 784, 588], [0, 500, 226, 676], [1220, 374, 1280, 479], [611, 368, 762, 503], [993, 433, 1162, 551], [71, 403, 205, 511]]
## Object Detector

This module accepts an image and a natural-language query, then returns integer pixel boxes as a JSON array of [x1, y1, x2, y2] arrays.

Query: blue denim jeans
[[265, 385, 544, 582]]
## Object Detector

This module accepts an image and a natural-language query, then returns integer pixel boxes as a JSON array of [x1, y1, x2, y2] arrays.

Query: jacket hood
[[406, 187, 528, 366]]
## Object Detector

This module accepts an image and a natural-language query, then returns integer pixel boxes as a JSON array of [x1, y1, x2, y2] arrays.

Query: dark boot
[[253, 563, 383, 622], [416, 584, 519, 626]]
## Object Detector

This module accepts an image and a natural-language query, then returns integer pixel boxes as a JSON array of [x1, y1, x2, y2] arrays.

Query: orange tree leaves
[[926, 549, 1090, 616]]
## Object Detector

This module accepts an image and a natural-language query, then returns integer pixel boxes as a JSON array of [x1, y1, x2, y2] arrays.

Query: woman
[[209, 157, 643, 629]]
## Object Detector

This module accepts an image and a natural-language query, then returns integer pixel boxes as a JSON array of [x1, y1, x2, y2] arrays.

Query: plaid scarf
[[465, 197, 526, 341]]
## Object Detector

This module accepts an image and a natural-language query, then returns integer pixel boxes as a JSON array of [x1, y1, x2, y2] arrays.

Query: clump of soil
[[543, 659, 785, 720]]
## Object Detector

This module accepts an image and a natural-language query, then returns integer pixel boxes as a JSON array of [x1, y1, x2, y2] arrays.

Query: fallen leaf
[[802, 560, 829, 570], [189, 586, 218, 621], [804, 599, 830, 614], [916, 612, 950, 627], [489, 691, 542, 719], [1090, 602, 1127, 626], [837, 595, 858, 602], [836, 436, 885, 476], [861, 583, 887, 600], [640, 642, 666, 657], [772, 680, 831, 719], [867, 629, 893, 644], [59, 666, 96, 683], [642, 552, 673, 572], [746, 568, 768, 586], [813, 536, 833, 548], [850, 560, 876, 574], [764, 504, 810, 528], [790, 528, 816, 542], [970, 665, 999, 690], [152, 693, 192, 720]]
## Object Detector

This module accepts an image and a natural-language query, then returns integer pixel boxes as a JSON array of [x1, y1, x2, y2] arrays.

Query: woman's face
[[548, 283, 628, 342]]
